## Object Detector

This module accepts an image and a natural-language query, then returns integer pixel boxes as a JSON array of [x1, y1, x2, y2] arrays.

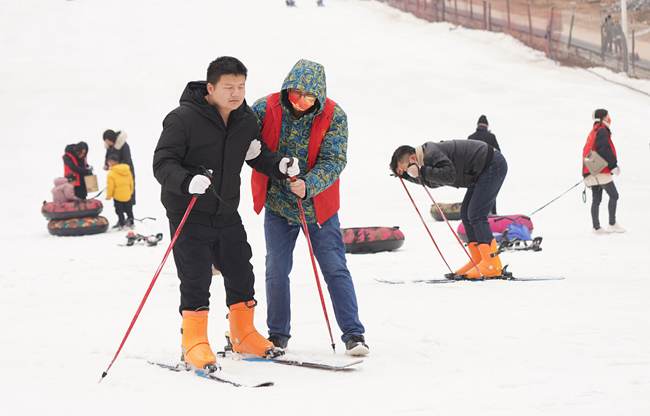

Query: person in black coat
[[468, 115, 500, 214], [153, 56, 299, 371], [468, 115, 500, 151], [103, 129, 136, 205], [390, 139, 508, 279], [63, 141, 92, 199]]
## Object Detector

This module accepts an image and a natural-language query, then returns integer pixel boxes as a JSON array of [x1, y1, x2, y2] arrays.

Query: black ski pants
[[170, 221, 256, 314], [590, 181, 619, 228]]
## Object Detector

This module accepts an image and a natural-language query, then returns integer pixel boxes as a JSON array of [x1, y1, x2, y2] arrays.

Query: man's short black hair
[[107, 154, 120, 163], [390, 145, 415, 175], [206, 56, 247, 85]]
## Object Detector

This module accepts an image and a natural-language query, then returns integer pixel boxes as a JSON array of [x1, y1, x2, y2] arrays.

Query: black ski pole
[[133, 217, 157, 222], [528, 179, 584, 217], [87, 188, 106, 200]]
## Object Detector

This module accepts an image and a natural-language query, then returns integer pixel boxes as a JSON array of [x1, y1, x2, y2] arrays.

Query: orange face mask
[[288, 91, 316, 112]]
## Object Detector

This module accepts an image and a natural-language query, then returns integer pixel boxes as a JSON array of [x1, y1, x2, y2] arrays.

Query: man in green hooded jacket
[[251, 59, 368, 356]]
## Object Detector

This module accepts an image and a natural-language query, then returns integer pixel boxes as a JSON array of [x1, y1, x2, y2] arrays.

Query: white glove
[[279, 157, 300, 177], [188, 175, 211, 195], [245, 139, 261, 161], [611, 166, 620, 176]]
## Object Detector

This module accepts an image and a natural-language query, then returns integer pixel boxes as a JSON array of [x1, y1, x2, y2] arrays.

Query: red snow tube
[[48, 216, 109, 236], [430, 202, 462, 221], [456, 215, 534, 242], [41, 199, 103, 220], [341, 227, 405, 254]]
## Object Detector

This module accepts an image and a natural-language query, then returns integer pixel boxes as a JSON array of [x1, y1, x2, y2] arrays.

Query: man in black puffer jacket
[[153, 56, 299, 371], [390, 140, 507, 279]]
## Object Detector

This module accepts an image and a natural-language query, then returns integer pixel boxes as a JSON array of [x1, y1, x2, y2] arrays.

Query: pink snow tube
[[41, 199, 103, 220], [456, 215, 534, 242], [341, 226, 405, 254]]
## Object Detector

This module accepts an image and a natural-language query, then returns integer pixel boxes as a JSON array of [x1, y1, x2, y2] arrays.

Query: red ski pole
[[398, 177, 453, 274], [99, 195, 198, 382], [419, 184, 481, 277], [290, 174, 336, 353], [296, 198, 336, 352]]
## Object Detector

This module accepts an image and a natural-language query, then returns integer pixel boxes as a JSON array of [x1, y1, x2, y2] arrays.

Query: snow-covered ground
[[1, 0, 650, 415]]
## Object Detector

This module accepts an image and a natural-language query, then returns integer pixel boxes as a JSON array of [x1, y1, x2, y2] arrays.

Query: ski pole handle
[[196, 165, 229, 205], [197, 165, 213, 179], [286, 157, 300, 197]]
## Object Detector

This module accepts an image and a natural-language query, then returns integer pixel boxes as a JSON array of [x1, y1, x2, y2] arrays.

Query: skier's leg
[[264, 211, 300, 343], [467, 151, 507, 245], [308, 213, 365, 340], [170, 222, 214, 313], [460, 187, 477, 242], [602, 181, 619, 226], [170, 222, 217, 369], [591, 185, 604, 229], [457, 187, 481, 274], [466, 151, 507, 278]]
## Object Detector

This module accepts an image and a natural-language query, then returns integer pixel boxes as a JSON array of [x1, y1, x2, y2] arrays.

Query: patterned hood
[[281, 59, 327, 116]]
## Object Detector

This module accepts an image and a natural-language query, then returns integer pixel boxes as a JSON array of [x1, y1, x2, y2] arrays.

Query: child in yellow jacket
[[106, 154, 134, 230]]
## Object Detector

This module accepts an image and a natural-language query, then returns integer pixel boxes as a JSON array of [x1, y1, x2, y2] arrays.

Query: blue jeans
[[460, 150, 508, 244], [264, 210, 365, 343]]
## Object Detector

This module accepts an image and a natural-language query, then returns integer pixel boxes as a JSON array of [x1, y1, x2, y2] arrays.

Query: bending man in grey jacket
[[390, 140, 507, 279]]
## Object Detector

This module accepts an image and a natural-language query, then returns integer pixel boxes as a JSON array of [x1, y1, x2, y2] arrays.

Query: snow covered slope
[[1, 0, 649, 415]]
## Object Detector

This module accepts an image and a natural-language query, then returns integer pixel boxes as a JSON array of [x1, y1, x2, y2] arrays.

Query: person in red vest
[[582, 109, 625, 234], [62, 141, 92, 199], [251, 59, 369, 356]]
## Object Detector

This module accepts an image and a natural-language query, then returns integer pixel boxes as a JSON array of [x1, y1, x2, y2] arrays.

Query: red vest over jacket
[[582, 123, 616, 176], [63, 152, 86, 184], [251, 92, 340, 224]]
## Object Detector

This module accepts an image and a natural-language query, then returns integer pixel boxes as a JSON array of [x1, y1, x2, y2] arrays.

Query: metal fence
[[379, 0, 650, 79]]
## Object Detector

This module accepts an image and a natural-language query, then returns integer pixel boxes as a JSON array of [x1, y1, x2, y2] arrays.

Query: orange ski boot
[[229, 300, 276, 356], [466, 239, 502, 279], [181, 310, 218, 370], [454, 242, 482, 276]]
